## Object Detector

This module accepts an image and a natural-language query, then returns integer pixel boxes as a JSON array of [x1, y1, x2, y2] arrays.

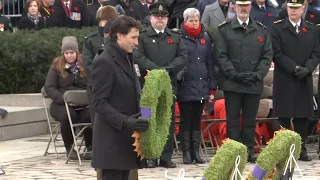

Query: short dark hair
[[109, 16, 141, 40]]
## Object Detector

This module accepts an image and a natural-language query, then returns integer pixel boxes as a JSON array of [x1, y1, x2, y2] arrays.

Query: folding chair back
[[42, 87, 61, 158], [63, 90, 92, 166]]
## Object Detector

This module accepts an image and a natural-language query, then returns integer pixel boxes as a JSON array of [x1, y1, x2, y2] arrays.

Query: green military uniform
[[135, 2, 188, 168], [82, 31, 104, 153], [214, 6, 273, 160], [0, 15, 13, 32]]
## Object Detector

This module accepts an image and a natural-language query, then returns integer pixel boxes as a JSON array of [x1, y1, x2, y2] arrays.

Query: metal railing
[[1, 0, 25, 17]]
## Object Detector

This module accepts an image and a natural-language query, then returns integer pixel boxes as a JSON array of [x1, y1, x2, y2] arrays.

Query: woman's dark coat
[[177, 25, 217, 102]]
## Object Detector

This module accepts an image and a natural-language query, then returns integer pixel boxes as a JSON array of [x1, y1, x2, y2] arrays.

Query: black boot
[[299, 143, 312, 161], [191, 131, 205, 164], [83, 146, 92, 160], [181, 131, 192, 164], [66, 146, 78, 160]]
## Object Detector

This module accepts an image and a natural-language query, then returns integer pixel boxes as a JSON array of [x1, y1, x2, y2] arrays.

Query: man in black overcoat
[[270, 0, 320, 161], [91, 15, 149, 180]]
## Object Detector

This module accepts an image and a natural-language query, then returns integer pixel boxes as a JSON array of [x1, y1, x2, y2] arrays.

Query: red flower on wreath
[[200, 39, 206, 44], [74, 7, 78, 12], [310, 14, 315, 18], [302, 27, 307, 32], [267, 12, 272, 17], [167, 38, 173, 44], [258, 36, 263, 42]]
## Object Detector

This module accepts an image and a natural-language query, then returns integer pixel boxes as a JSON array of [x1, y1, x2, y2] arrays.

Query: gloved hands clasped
[[233, 72, 260, 85], [294, 66, 309, 80], [124, 113, 149, 132]]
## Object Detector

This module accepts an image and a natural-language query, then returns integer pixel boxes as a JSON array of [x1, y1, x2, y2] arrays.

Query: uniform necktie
[[242, 22, 247, 30], [260, 6, 266, 11], [295, 25, 300, 34], [158, 32, 163, 36]]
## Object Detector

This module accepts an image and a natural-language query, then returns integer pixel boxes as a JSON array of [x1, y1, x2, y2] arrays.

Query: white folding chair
[[42, 87, 62, 158], [64, 90, 92, 166]]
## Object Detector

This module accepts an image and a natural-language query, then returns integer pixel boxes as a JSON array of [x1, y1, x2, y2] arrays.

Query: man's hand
[[294, 66, 309, 80], [124, 113, 149, 132]]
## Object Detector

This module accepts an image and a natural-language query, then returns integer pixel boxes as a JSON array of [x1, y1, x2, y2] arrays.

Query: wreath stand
[[165, 168, 185, 180], [280, 144, 303, 179]]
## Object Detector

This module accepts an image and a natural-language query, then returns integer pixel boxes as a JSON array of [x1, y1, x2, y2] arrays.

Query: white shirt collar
[[154, 29, 164, 34], [237, 18, 249, 26], [64, 1, 70, 4], [289, 19, 301, 27]]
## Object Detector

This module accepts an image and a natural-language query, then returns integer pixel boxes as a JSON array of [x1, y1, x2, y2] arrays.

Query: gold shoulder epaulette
[[273, 19, 284, 24], [255, 21, 267, 29], [306, 21, 315, 25], [218, 21, 229, 27]]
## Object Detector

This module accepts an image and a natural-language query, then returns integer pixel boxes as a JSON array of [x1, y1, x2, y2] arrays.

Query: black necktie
[[242, 22, 247, 30], [260, 6, 266, 11], [158, 32, 163, 36]]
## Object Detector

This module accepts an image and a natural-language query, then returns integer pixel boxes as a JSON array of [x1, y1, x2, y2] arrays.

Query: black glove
[[294, 67, 309, 80], [243, 72, 260, 85], [233, 73, 247, 82], [124, 113, 149, 132]]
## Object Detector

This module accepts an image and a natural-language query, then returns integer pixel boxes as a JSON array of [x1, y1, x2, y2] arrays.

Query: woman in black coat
[[44, 36, 92, 161], [177, 8, 217, 164], [18, 0, 46, 30]]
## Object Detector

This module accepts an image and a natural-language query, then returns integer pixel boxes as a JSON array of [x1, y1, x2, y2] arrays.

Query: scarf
[[27, 12, 41, 25], [65, 62, 80, 75], [183, 23, 202, 38]]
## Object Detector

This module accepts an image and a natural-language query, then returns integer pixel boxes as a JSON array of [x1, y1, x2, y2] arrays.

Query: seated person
[[44, 36, 92, 160]]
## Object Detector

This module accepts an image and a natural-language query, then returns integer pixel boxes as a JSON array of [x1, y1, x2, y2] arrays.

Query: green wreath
[[247, 128, 301, 180], [132, 69, 173, 159], [202, 139, 248, 180]]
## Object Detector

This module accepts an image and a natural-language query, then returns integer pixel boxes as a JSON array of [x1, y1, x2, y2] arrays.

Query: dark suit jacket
[[55, 0, 91, 28], [91, 40, 142, 170]]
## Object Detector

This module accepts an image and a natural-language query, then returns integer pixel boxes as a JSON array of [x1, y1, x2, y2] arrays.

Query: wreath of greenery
[[202, 139, 248, 180], [246, 128, 301, 180], [132, 69, 173, 159]]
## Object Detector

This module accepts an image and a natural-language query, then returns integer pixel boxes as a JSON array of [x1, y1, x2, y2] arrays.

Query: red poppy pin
[[130, 8, 134, 12], [200, 39, 206, 44], [302, 27, 307, 32], [51, 8, 55, 13], [168, 38, 173, 44], [74, 7, 78, 12], [267, 13, 272, 17], [310, 14, 315, 18], [258, 36, 263, 42]]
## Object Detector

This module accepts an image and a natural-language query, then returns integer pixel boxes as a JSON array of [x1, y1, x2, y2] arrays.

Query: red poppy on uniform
[[310, 14, 315, 18], [130, 8, 134, 12], [74, 7, 78, 12], [168, 38, 173, 44], [258, 37, 263, 42], [200, 39, 206, 44], [267, 13, 272, 17], [51, 8, 55, 12], [302, 27, 307, 32]]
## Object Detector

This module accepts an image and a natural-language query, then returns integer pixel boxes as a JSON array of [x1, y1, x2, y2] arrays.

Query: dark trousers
[[278, 117, 309, 152], [102, 169, 130, 180], [87, 84, 95, 124], [178, 101, 205, 132], [50, 103, 93, 148], [160, 98, 176, 162], [224, 91, 260, 154]]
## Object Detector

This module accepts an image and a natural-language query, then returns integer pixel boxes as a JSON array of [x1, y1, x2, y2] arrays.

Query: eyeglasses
[[152, 15, 168, 19]]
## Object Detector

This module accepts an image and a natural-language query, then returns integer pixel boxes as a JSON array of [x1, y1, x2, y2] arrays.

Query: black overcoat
[[91, 40, 142, 170], [270, 18, 320, 118]]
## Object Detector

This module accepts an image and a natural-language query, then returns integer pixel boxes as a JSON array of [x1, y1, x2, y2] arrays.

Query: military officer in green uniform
[[214, 0, 273, 163], [135, 2, 188, 168], [83, 5, 118, 124]]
